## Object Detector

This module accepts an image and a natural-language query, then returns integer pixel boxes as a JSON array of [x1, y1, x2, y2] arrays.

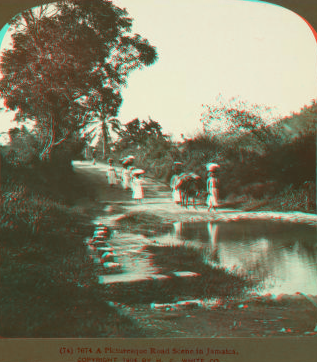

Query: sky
[[0, 0, 317, 143]]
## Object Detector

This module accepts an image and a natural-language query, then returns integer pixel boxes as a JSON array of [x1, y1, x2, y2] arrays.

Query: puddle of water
[[155, 220, 317, 296]]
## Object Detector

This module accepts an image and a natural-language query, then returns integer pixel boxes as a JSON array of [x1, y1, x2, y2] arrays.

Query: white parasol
[[206, 163, 220, 171], [131, 168, 145, 176]]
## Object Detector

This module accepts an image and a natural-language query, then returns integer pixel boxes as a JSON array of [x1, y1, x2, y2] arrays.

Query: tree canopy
[[200, 96, 278, 141], [117, 118, 168, 148], [0, 0, 158, 160]]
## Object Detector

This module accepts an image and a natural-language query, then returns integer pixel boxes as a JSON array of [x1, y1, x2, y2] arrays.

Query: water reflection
[[170, 221, 317, 295], [207, 222, 219, 262], [173, 222, 182, 238]]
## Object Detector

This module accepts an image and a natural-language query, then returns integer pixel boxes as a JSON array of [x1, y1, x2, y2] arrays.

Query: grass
[[237, 183, 316, 214], [146, 243, 253, 297], [2, 154, 311, 336], [0, 163, 148, 337], [0, 284, 147, 337], [115, 211, 173, 237], [98, 241, 253, 304]]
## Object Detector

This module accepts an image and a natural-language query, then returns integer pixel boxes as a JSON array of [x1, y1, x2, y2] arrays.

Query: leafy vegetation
[[0, 0, 157, 162], [0, 152, 151, 337], [0, 0, 158, 337], [106, 98, 316, 213], [0, 0, 315, 338]]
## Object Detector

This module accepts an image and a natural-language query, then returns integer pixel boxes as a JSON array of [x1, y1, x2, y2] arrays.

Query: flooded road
[[156, 220, 317, 295], [73, 161, 317, 296], [71, 160, 317, 338]]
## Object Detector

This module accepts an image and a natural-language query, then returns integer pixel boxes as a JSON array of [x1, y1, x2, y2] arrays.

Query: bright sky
[[0, 0, 317, 143], [113, 0, 317, 139]]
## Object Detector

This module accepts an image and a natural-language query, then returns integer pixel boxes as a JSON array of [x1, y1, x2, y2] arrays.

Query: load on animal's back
[[176, 172, 204, 209]]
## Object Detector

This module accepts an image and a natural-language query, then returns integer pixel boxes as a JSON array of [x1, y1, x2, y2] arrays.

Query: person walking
[[206, 163, 220, 212], [131, 169, 145, 204], [170, 162, 182, 205], [92, 149, 97, 165], [128, 165, 136, 189], [121, 164, 130, 190], [107, 158, 118, 187], [170, 175, 181, 205], [121, 155, 135, 190]]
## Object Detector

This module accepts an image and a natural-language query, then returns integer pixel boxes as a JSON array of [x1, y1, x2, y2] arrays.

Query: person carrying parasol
[[131, 168, 145, 204], [121, 155, 135, 190]]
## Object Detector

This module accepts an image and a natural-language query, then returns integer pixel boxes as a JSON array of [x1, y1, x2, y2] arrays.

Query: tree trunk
[[102, 120, 109, 160]]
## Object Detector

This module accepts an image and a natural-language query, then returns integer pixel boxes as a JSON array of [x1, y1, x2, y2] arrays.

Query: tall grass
[[0, 157, 147, 337]]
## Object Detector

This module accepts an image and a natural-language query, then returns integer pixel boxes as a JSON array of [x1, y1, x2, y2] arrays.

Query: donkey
[[177, 173, 204, 209]]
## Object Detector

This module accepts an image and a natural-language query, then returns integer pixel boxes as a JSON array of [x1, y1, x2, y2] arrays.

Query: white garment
[[121, 168, 130, 189], [132, 177, 144, 199], [170, 175, 181, 203], [107, 166, 117, 185], [207, 176, 218, 207], [172, 188, 181, 202]]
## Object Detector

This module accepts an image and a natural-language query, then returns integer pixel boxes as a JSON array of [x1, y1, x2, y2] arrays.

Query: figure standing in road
[[170, 162, 182, 205], [206, 163, 220, 212], [121, 164, 130, 190], [131, 169, 145, 204], [128, 165, 136, 189], [92, 149, 97, 165], [107, 158, 118, 187], [121, 155, 135, 190]]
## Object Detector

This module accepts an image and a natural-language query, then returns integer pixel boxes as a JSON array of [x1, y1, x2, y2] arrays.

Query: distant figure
[[207, 171, 219, 212], [131, 169, 145, 204], [170, 175, 181, 205], [92, 149, 97, 165], [121, 155, 135, 190], [107, 158, 118, 187], [121, 165, 130, 190], [170, 162, 183, 205], [128, 165, 136, 188], [206, 163, 220, 212]]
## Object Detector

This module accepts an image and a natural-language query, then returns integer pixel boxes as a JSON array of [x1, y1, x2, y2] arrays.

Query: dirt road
[[73, 160, 317, 226], [72, 160, 317, 338]]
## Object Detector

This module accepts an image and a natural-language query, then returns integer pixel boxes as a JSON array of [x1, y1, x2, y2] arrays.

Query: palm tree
[[100, 116, 121, 159], [84, 115, 121, 159]]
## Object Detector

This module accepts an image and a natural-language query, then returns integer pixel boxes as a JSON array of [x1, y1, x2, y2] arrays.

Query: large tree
[[0, 0, 157, 161], [200, 96, 282, 159], [117, 117, 168, 149]]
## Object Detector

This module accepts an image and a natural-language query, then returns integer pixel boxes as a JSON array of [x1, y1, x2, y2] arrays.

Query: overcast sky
[[1, 0, 317, 142]]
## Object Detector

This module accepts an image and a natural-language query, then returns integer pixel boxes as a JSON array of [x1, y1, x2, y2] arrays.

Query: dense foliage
[[0, 0, 315, 338], [0, 0, 157, 162], [0, 0, 158, 337], [107, 100, 316, 213]]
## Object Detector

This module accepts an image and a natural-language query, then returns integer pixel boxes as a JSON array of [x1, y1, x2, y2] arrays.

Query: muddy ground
[[72, 161, 317, 338]]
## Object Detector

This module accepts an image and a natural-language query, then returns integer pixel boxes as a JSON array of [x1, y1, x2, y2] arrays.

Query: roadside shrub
[[261, 131, 316, 187], [278, 182, 316, 213], [5, 126, 40, 167]]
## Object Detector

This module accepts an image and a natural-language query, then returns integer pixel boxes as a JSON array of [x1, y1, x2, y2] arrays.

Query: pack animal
[[177, 173, 204, 209]]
